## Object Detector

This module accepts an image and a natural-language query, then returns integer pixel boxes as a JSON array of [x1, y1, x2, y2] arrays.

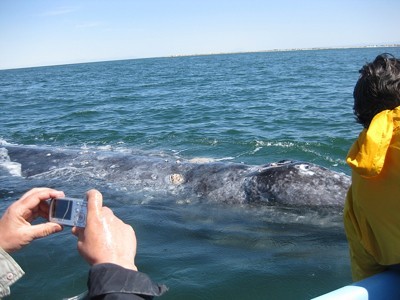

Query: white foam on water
[[0, 147, 22, 177]]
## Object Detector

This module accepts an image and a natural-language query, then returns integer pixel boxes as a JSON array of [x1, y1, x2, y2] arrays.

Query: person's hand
[[0, 188, 65, 253], [72, 189, 138, 271]]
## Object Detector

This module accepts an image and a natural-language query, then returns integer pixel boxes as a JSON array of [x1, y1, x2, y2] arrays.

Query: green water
[[1, 47, 399, 299]]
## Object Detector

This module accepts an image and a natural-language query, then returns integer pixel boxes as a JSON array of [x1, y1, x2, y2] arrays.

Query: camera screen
[[52, 199, 73, 220]]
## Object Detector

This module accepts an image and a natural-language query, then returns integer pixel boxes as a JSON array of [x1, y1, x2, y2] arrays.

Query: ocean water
[[1, 47, 399, 299]]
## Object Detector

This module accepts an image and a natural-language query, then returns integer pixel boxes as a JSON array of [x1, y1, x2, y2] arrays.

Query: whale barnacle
[[170, 173, 185, 185]]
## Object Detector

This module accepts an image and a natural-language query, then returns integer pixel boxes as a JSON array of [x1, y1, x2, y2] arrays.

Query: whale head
[[244, 160, 350, 207]]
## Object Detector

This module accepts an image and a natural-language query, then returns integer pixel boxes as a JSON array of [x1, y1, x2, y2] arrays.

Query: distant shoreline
[[168, 44, 400, 58], [2, 44, 399, 71]]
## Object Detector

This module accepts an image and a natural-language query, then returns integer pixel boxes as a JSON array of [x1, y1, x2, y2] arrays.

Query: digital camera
[[49, 197, 87, 227]]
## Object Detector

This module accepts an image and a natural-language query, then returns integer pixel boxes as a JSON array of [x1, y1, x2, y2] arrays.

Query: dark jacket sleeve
[[87, 263, 167, 300]]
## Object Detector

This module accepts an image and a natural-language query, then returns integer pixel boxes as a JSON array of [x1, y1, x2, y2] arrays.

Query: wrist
[[93, 261, 138, 271], [0, 238, 15, 253]]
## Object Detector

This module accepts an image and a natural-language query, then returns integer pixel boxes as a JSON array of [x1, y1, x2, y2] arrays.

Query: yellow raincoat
[[344, 106, 400, 281]]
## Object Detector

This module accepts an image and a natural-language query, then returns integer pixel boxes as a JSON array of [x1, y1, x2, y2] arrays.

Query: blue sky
[[1, 0, 399, 70]]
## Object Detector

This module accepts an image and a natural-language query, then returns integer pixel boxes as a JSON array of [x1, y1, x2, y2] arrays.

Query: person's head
[[353, 53, 400, 128]]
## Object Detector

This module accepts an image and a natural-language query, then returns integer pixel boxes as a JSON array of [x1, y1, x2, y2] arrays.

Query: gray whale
[[1, 144, 350, 207]]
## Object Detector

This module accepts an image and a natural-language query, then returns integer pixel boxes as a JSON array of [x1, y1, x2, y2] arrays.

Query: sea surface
[[1, 47, 399, 299]]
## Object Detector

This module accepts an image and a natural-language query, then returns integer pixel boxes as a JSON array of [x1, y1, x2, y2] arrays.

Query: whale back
[[1, 145, 350, 207], [244, 161, 350, 207]]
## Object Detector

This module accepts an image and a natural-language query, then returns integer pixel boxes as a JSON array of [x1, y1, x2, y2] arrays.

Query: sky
[[0, 0, 399, 70]]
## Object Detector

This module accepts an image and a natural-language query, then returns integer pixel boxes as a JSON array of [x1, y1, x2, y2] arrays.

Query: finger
[[20, 188, 63, 201], [38, 201, 50, 219], [19, 188, 65, 210], [86, 189, 103, 222], [19, 187, 48, 199], [71, 226, 83, 238], [29, 222, 63, 240]]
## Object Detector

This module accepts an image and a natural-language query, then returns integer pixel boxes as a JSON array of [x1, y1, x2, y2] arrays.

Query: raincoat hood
[[346, 107, 400, 178]]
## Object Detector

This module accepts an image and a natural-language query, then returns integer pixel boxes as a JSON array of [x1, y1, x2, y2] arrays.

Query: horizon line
[[1, 43, 399, 71]]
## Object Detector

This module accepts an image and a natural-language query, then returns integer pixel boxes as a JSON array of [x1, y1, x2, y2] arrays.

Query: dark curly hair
[[353, 53, 400, 128]]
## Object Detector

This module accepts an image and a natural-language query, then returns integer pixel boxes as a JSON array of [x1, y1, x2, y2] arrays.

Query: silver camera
[[49, 197, 87, 227]]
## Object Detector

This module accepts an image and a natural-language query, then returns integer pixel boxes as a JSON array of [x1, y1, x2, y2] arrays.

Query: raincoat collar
[[347, 106, 400, 178]]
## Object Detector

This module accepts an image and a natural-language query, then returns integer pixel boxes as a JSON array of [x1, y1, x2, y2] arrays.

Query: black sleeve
[[87, 263, 168, 300]]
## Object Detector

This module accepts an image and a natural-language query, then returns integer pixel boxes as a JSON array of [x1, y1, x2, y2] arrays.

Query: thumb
[[30, 222, 63, 240], [86, 189, 103, 221]]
